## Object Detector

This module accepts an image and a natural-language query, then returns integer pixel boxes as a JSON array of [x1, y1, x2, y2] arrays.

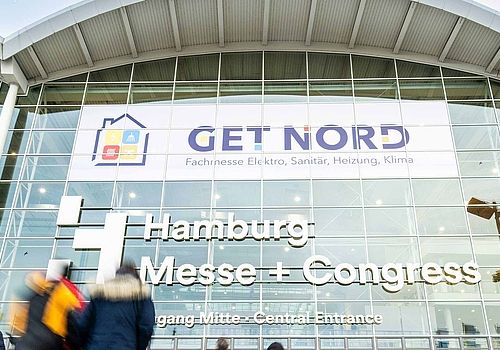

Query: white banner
[[68, 102, 458, 181]]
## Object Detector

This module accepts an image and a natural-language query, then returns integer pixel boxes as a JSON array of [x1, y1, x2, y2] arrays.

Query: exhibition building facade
[[1, 1, 500, 349]]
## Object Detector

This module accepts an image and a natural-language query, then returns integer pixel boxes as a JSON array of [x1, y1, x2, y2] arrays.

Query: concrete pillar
[[0, 82, 19, 154]]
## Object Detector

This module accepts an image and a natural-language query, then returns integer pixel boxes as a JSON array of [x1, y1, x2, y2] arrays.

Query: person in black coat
[[0, 331, 5, 350], [77, 263, 155, 350]]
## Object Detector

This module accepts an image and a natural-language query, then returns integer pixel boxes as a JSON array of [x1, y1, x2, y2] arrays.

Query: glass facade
[[0, 52, 500, 350]]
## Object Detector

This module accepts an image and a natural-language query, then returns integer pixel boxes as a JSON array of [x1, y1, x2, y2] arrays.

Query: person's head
[[216, 337, 229, 350], [116, 260, 140, 280], [267, 342, 285, 350]]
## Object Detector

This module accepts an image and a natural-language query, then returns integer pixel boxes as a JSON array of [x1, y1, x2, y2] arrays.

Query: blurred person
[[9, 262, 84, 350], [216, 337, 229, 350], [76, 261, 155, 350], [267, 342, 285, 350], [0, 330, 5, 350]]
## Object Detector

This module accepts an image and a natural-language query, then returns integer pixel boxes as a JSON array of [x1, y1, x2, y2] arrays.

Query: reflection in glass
[[428, 302, 486, 335], [114, 182, 162, 207], [67, 182, 114, 207], [412, 179, 462, 205], [0, 155, 22, 180], [10, 107, 36, 129], [173, 82, 217, 103], [354, 80, 398, 101], [39, 84, 85, 105], [213, 181, 260, 207], [263, 81, 307, 103], [264, 52, 306, 80], [308, 53, 351, 79], [176, 54, 219, 81], [372, 302, 429, 335], [28, 131, 76, 154], [16, 85, 41, 105], [89, 65, 132, 82], [129, 84, 173, 104], [34, 107, 80, 129], [220, 52, 262, 80], [309, 81, 353, 103], [367, 237, 419, 264], [365, 208, 416, 235], [399, 79, 444, 100], [313, 180, 361, 206], [458, 151, 500, 176], [420, 237, 472, 264], [315, 237, 366, 264], [415, 207, 468, 235], [362, 179, 412, 206], [452, 125, 500, 150], [263, 180, 310, 206], [396, 60, 440, 78], [314, 208, 364, 236], [448, 101, 496, 124], [84, 84, 129, 104], [164, 181, 211, 207], [444, 78, 491, 100], [7, 210, 58, 237], [352, 56, 395, 78], [219, 82, 262, 103], [16, 182, 65, 208], [133, 58, 176, 81], [22, 156, 70, 180]]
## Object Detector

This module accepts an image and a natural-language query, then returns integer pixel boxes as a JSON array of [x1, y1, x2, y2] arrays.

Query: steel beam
[[349, 0, 367, 49], [439, 17, 465, 62], [217, 0, 225, 47], [263, 0, 271, 45], [168, 0, 182, 51], [73, 24, 94, 67], [393, 1, 417, 54], [305, 0, 318, 46], [120, 7, 138, 58], [27, 46, 47, 79], [486, 46, 500, 73]]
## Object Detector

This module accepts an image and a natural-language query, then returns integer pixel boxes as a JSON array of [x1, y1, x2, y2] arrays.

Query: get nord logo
[[188, 124, 410, 152]]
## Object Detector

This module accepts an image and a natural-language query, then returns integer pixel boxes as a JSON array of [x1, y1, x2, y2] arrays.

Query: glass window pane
[[399, 79, 445, 100], [1, 239, 53, 268], [428, 302, 486, 335], [0, 155, 22, 180], [264, 82, 307, 103], [22, 156, 70, 180], [2, 130, 29, 154], [173, 82, 217, 104], [0, 182, 17, 208], [34, 107, 80, 129], [263, 180, 310, 206], [412, 179, 463, 205], [367, 237, 419, 264], [490, 78, 500, 99], [176, 54, 219, 81], [265, 52, 306, 80], [362, 179, 412, 206], [0, 83, 8, 104], [354, 80, 398, 101], [373, 302, 429, 335], [316, 237, 366, 264], [352, 56, 395, 78], [444, 78, 491, 100], [7, 210, 58, 237], [416, 207, 468, 235], [452, 125, 500, 149], [219, 82, 262, 103], [472, 237, 500, 265], [313, 180, 361, 206], [16, 182, 65, 208], [213, 181, 260, 207], [220, 52, 262, 80], [164, 181, 211, 207], [133, 58, 176, 81], [129, 84, 173, 104], [448, 101, 496, 124], [114, 182, 162, 207], [365, 208, 416, 235], [39, 84, 85, 105], [314, 208, 364, 236], [10, 107, 35, 129], [457, 151, 500, 176], [396, 60, 441, 78], [16, 85, 41, 105], [89, 65, 132, 82], [462, 177, 500, 208], [66, 182, 114, 207], [84, 84, 129, 104], [441, 68, 477, 77], [420, 237, 473, 264], [52, 73, 88, 82], [28, 131, 76, 154], [308, 53, 351, 79], [484, 303, 500, 335], [309, 81, 353, 103], [54, 239, 100, 268]]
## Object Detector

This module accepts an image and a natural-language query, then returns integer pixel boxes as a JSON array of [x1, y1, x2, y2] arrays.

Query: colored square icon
[[120, 145, 138, 160], [102, 145, 120, 160], [122, 130, 140, 144], [105, 130, 123, 144]]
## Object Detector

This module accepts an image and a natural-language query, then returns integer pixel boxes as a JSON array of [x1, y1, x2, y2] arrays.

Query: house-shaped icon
[[92, 113, 149, 166]]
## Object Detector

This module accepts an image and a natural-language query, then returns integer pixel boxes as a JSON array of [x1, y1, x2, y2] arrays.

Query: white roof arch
[[2, 0, 500, 85]]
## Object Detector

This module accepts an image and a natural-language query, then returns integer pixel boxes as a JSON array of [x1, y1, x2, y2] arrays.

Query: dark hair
[[267, 342, 285, 350], [216, 337, 229, 350], [116, 261, 140, 280]]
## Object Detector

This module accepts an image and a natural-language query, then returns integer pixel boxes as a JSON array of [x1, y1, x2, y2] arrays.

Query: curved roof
[[2, 0, 500, 85]]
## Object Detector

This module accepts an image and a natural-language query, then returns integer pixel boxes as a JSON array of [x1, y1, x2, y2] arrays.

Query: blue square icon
[[254, 143, 262, 151], [122, 130, 140, 144]]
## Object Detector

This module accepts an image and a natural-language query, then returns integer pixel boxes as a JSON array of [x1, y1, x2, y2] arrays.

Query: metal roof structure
[[1, 0, 500, 90]]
